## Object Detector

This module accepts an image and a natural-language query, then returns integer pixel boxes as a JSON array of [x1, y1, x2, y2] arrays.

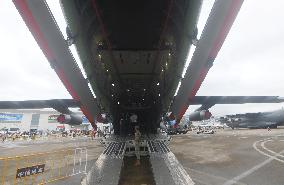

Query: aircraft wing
[[0, 99, 80, 114], [2, 96, 283, 115], [192, 96, 284, 111]]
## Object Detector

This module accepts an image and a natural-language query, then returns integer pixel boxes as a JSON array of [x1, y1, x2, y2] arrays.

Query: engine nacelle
[[189, 110, 212, 121], [57, 114, 83, 125]]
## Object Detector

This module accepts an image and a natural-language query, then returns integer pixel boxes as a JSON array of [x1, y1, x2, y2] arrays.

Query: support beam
[[171, 0, 244, 122], [13, 0, 100, 128]]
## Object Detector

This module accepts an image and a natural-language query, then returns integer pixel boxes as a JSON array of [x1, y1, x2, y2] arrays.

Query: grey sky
[[0, 1, 70, 100], [0, 0, 284, 116]]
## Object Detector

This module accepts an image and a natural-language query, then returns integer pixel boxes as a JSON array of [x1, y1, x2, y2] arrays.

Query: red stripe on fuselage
[[176, 0, 243, 121], [13, 0, 96, 127], [208, 0, 243, 59], [13, 0, 55, 61], [56, 69, 80, 101], [177, 67, 209, 120], [80, 106, 97, 129]]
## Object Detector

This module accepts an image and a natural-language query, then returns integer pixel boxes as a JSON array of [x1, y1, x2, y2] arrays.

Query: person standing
[[130, 113, 138, 135], [134, 126, 141, 166]]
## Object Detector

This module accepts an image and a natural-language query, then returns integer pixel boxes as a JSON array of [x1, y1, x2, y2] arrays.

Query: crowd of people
[[0, 128, 110, 143], [0, 130, 37, 142]]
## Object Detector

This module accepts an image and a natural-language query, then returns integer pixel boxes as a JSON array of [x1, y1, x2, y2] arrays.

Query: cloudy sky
[[0, 0, 284, 116]]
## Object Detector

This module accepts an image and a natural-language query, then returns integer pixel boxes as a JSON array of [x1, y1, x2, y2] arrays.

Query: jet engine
[[189, 110, 212, 121], [57, 114, 83, 125]]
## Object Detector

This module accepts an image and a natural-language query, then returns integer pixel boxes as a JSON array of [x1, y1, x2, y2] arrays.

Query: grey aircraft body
[[223, 109, 284, 129]]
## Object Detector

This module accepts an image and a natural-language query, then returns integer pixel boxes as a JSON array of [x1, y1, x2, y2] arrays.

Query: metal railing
[[0, 147, 87, 185]]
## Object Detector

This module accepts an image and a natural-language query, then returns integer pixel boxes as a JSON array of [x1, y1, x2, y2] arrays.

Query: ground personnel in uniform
[[134, 126, 141, 166]]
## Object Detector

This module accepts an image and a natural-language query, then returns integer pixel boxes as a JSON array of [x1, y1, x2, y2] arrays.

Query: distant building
[[0, 109, 92, 131]]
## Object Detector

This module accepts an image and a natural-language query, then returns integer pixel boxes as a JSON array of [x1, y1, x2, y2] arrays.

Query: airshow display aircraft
[[2, 0, 283, 132], [222, 108, 284, 129], [2, 1, 284, 184]]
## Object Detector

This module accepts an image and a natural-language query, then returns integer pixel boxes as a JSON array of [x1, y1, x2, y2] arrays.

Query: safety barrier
[[0, 147, 87, 185]]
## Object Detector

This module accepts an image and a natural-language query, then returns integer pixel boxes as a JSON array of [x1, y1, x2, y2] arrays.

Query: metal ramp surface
[[83, 136, 194, 185], [82, 141, 126, 185], [148, 140, 195, 185]]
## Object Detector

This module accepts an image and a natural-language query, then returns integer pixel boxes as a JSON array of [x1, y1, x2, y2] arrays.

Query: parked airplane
[[3, 1, 284, 184], [1, 96, 283, 126], [160, 96, 284, 134], [8, 0, 284, 134], [222, 109, 284, 129], [8, 0, 247, 134], [2, 0, 284, 131]]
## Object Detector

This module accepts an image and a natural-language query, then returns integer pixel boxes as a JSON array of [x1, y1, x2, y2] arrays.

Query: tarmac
[[1, 128, 284, 185], [170, 127, 284, 185], [0, 136, 104, 185]]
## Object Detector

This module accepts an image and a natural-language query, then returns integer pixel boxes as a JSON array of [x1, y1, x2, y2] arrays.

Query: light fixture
[[168, 53, 171, 56], [157, 82, 160, 86], [143, 89, 146, 91], [158, 93, 161, 97], [106, 69, 109, 72], [142, 98, 145, 101], [111, 94, 114, 97], [166, 62, 168, 66], [117, 101, 120, 104], [112, 83, 115, 87], [162, 68, 164, 72], [127, 89, 130, 92]]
